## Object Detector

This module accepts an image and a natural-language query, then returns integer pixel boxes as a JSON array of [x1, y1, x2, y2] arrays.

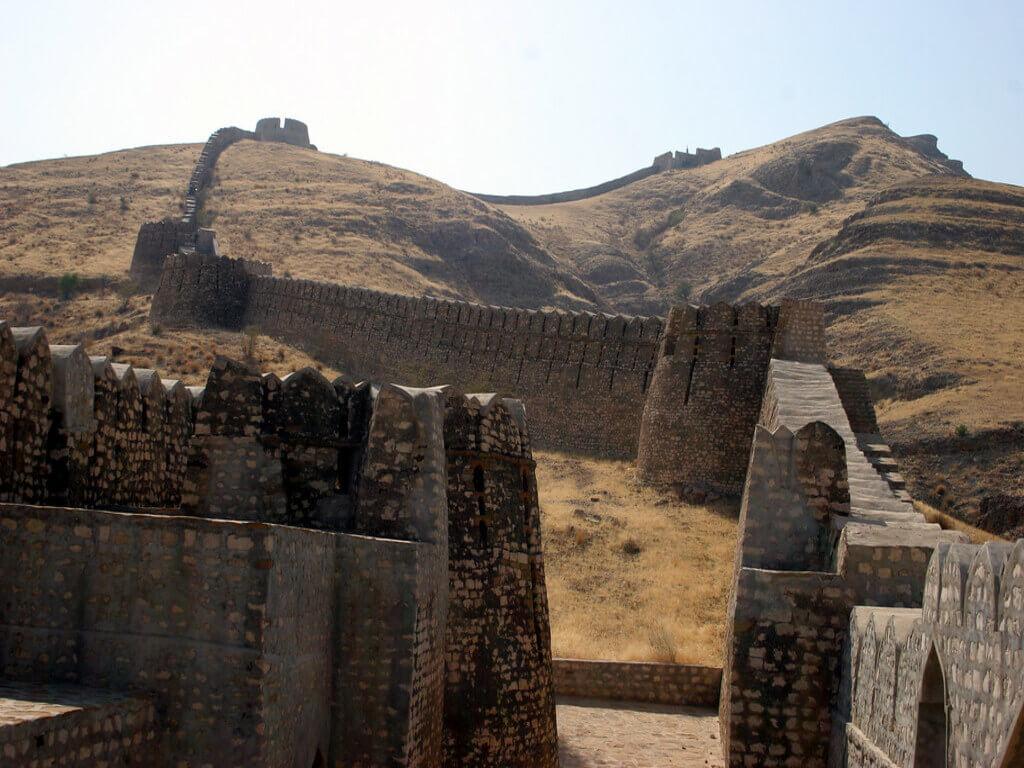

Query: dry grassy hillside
[[496, 119, 1022, 528], [772, 177, 1024, 523], [535, 451, 736, 666], [204, 141, 599, 310], [498, 117, 960, 314], [1, 116, 1020, 530], [0, 144, 200, 281]]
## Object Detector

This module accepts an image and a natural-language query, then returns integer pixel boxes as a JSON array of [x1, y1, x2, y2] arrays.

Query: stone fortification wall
[[636, 298, 828, 494], [0, 682, 158, 768], [636, 302, 778, 494], [130, 118, 313, 286], [151, 253, 663, 457], [443, 393, 558, 767], [255, 117, 315, 149], [469, 165, 661, 206], [552, 659, 722, 708], [835, 541, 1024, 768], [130, 126, 255, 285], [719, 348, 965, 767], [0, 502, 337, 766], [469, 146, 721, 206], [828, 366, 881, 436], [0, 320, 193, 509]]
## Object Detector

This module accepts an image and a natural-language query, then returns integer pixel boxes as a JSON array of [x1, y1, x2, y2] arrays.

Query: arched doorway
[[913, 648, 948, 767]]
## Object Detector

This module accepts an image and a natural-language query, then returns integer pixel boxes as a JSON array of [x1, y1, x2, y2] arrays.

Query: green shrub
[[58, 272, 80, 300], [955, 424, 969, 438]]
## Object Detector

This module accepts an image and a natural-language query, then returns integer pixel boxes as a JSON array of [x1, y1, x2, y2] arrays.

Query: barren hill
[[1, 116, 1020, 528], [205, 141, 599, 310]]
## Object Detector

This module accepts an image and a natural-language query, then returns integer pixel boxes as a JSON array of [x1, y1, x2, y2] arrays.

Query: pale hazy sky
[[2, 0, 1022, 192]]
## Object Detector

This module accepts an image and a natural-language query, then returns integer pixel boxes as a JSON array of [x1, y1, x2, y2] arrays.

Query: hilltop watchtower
[[255, 117, 316, 149]]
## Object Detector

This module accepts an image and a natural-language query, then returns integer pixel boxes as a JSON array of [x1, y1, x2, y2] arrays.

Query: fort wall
[[443, 393, 558, 767], [152, 253, 663, 457], [0, 683, 159, 767], [636, 303, 778, 494], [469, 147, 721, 206], [836, 541, 1024, 767], [719, 350, 965, 767], [552, 659, 722, 708], [0, 502, 335, 766], [0, 321, 193, 510], [130, 119, 312, 286]]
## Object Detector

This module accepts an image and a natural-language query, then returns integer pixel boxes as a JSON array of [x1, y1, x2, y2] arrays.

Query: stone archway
[[913, 647, 948, 767]]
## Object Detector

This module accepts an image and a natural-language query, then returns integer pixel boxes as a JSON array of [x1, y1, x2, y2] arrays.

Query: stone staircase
[[763, 359, 936, 531]]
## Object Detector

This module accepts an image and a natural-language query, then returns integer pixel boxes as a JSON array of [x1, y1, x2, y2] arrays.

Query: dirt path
[[557, 697, 725, 767]]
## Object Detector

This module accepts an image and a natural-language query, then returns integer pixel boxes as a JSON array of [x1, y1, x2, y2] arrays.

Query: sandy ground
[[557, 697, 724, 767]]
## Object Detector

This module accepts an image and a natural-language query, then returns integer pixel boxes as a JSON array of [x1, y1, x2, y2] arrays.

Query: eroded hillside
[[1, 116, 1020, 528], [205, 141, 599, 311]]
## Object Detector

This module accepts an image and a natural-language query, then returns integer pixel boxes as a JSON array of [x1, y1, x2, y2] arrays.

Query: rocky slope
[[1, 116, 1019, 530]]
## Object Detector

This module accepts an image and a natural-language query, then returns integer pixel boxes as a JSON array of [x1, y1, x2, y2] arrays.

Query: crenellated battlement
[[837, 541, 1024, 767], [0, 317, 558, 768]]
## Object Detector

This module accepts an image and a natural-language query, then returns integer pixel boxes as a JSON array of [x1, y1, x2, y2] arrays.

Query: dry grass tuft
[[535, 450, 737, 666]]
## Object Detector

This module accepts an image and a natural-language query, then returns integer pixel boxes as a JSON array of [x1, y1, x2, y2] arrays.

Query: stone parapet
[[552, 659, 722, 708]]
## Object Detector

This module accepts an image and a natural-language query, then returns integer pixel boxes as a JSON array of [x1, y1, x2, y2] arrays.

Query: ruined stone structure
[[255, 117, 316, 149], [129, 119, 314, 286], [469, 146, 721, 206], [0, 319, 558, 767]]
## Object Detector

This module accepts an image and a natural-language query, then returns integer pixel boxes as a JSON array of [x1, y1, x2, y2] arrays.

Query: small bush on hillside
[[241, 326, 259, 361], [955, 424, 969, 438], [115, 281, 136, 313], [58, 272, 80, 300], [648, 623, 677, 663], [622, 536, 642, 556], [86, 190, 97, 205], [119, 195, 130, 212]]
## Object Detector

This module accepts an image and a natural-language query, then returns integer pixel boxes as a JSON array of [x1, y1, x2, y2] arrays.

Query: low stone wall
[[0, 682, 158, 768], [552, 659, 722, 708]]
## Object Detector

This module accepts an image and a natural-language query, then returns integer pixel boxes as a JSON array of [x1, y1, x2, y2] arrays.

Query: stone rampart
[[835, 541, 1024, 767], [255, 117, 315, 149], [552, 659, 722, 707], [0, 335, 558, 767], [0, 502, 336, 766], [636, 298, 830, 494], [443, 392, 558, 767], [129, 126, 256, 285], [719, 350, 965, 766], [151, 254, 663, 457], [469, 146, 721, 206], [0, 682, 158, 768], [0, 321, 193, 509]]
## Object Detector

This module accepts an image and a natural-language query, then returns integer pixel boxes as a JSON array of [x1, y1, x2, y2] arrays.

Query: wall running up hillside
[[129, 119, 315, 286], [468, 148, 721, 206]]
